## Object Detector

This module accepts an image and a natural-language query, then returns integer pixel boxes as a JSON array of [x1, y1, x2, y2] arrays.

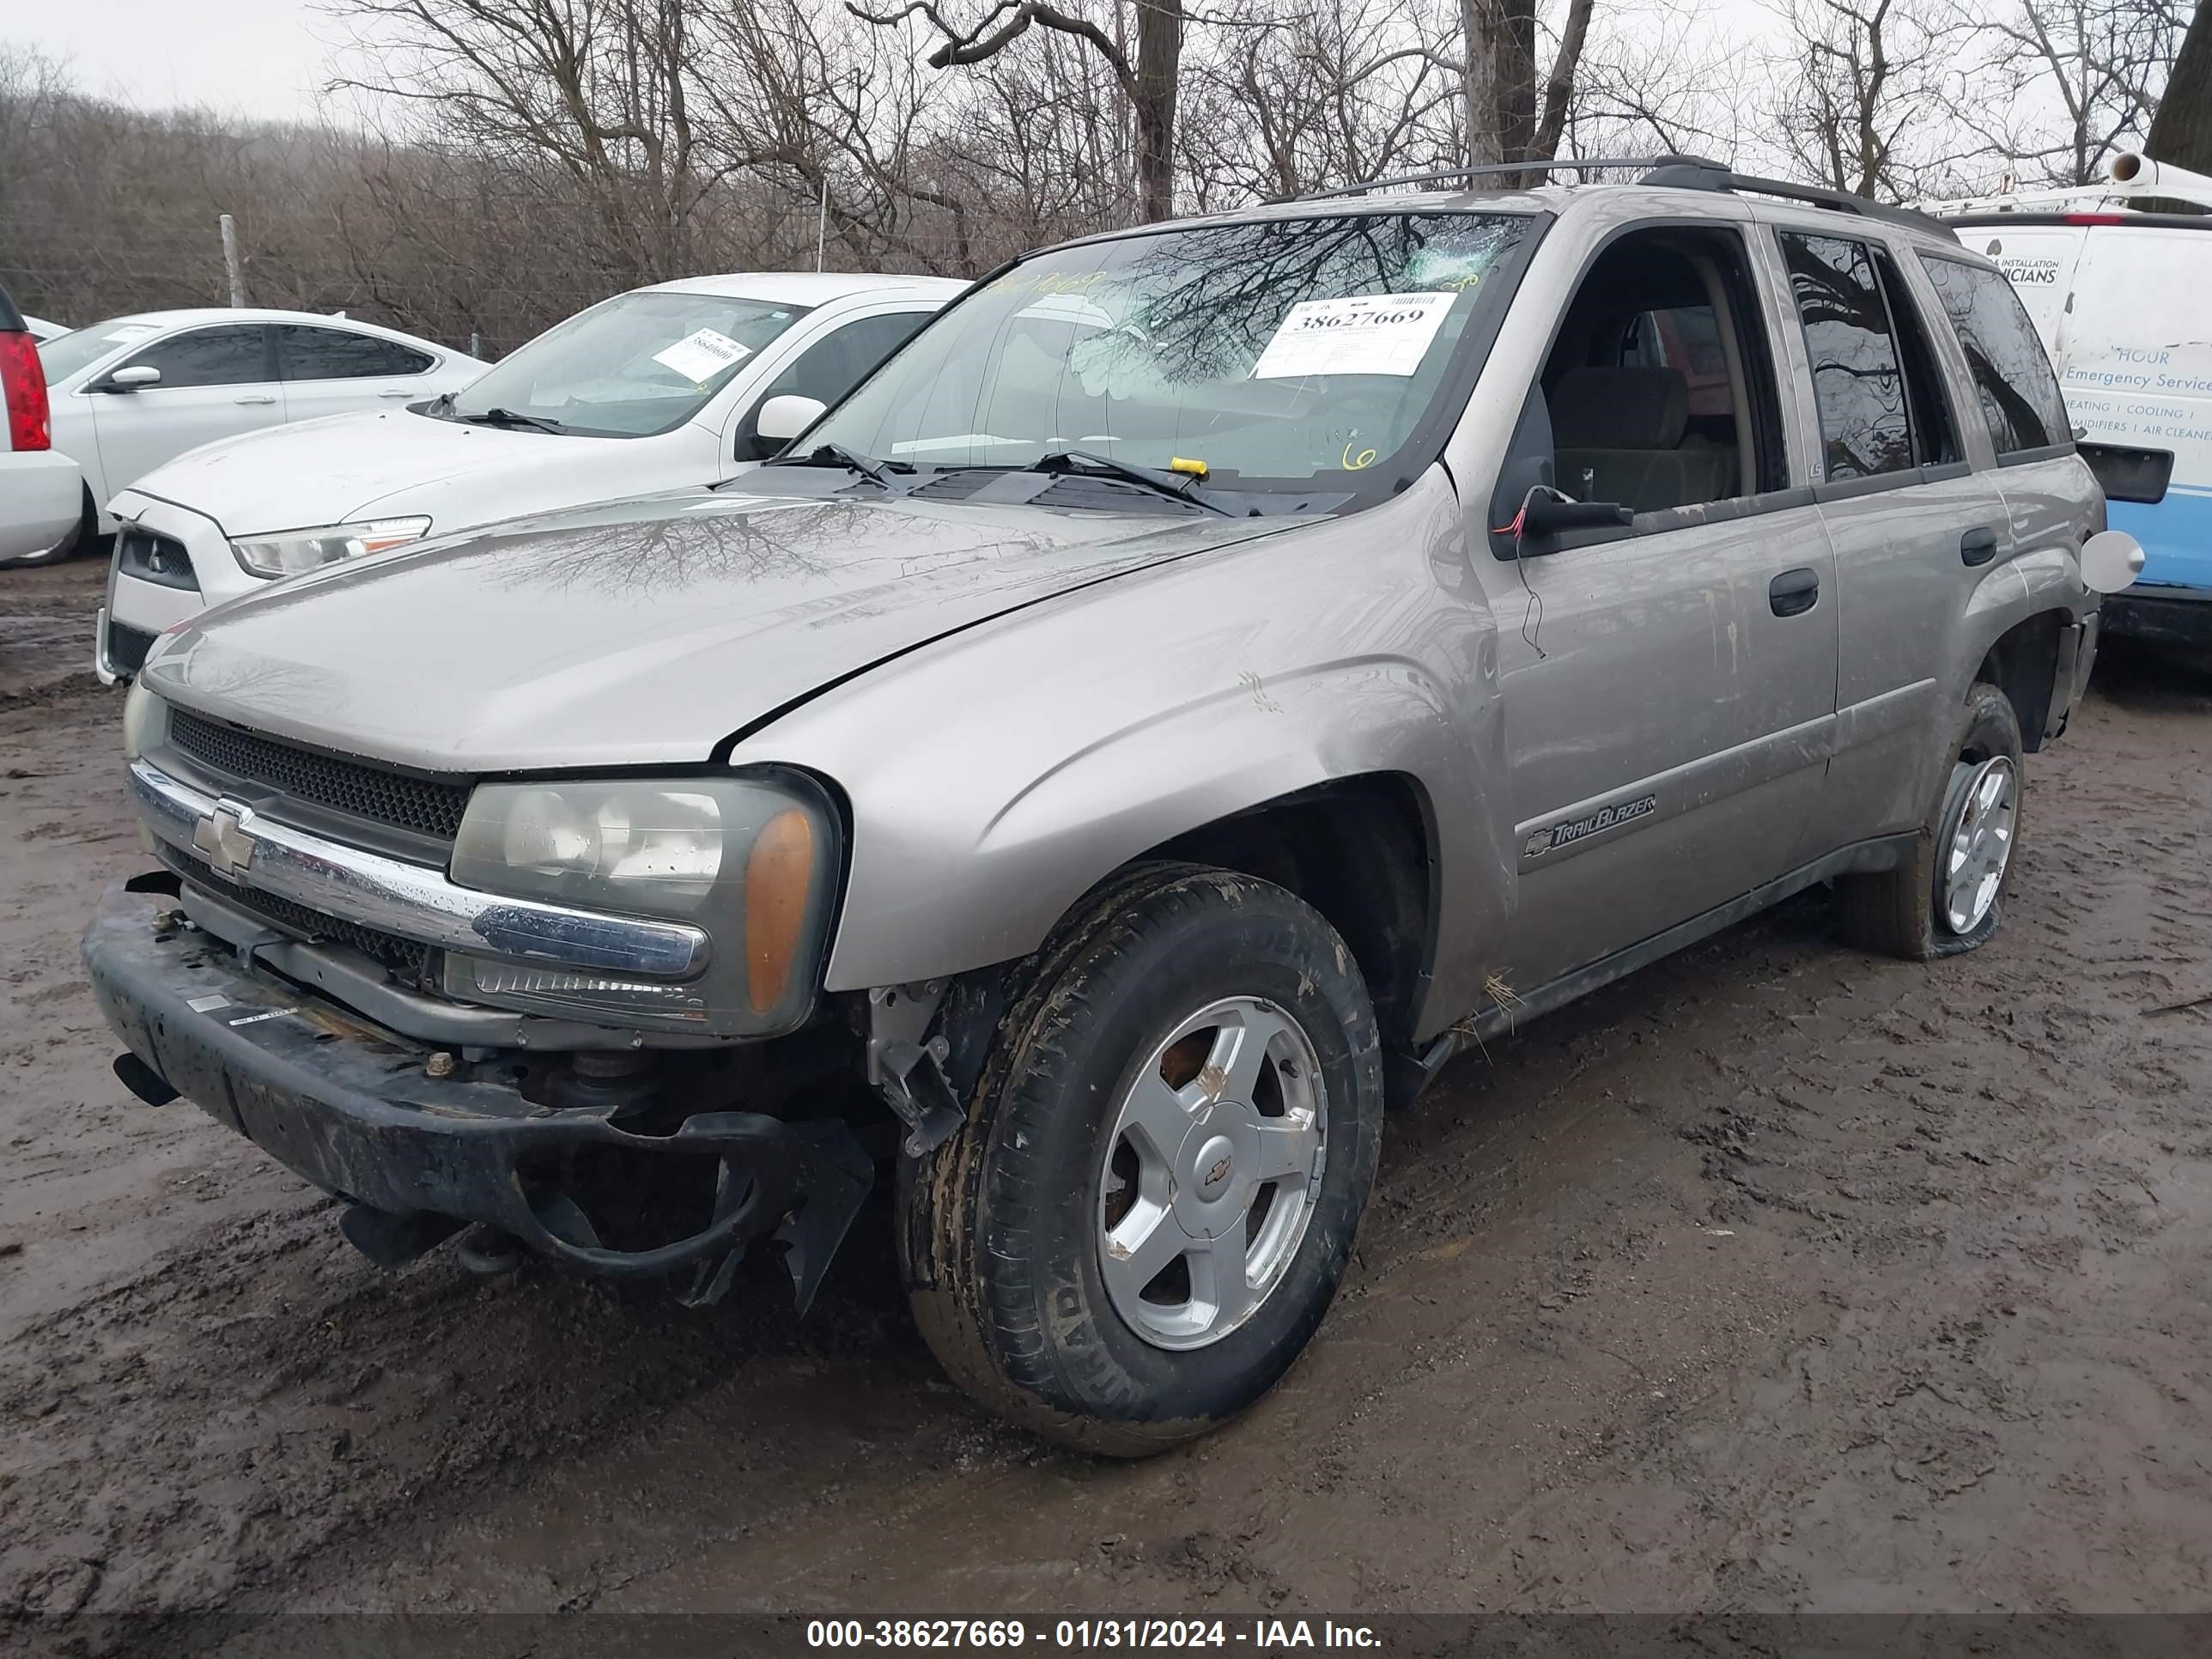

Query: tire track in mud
[[3, 586, 2211, 1633]]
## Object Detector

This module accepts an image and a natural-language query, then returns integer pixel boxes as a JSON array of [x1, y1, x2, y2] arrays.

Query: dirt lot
[[4, 557, 2211, 1643]]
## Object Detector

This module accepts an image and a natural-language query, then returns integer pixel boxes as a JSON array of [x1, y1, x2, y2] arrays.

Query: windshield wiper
[[1028, 448, 1231, 515], [424, 390, 456, 416], [763, 442, 908, 489], [451, 406, 566, 434]]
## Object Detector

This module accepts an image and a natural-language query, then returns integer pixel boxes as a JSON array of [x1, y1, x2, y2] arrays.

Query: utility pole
[[816, 178, 829, 273], [218, 214, 245, 307]]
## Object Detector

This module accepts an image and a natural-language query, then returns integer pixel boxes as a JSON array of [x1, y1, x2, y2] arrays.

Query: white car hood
[[126, 409, 582, 536]]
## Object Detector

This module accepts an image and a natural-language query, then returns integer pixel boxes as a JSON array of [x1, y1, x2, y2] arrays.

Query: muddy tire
[[1839, 680, 2024, 961], [898, 862, 1384, 1456]]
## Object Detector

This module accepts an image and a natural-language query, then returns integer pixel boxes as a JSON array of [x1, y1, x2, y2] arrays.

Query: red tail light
[[0, 330, 52, 451], [2063, 211, 2127, 226]]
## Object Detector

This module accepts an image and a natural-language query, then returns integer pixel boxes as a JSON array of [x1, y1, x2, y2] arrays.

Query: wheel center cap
[[1194, 1134, 1236, 1196], [1173, 1106, 1261, 1239]]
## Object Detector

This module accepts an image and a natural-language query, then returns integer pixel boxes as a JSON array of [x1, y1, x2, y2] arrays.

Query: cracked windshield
[[809, 213, 1529, 490]]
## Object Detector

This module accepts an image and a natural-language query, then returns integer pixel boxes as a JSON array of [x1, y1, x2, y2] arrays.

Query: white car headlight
[[230, 517, 432, 580]]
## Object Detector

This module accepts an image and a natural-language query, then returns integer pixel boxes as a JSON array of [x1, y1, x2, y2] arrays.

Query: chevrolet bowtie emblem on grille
[[191, 799, 259, 879]]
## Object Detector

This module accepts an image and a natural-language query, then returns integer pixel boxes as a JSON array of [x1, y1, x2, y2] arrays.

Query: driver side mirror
[[98, 363, 162, 392], [755, 393, 826, 449], [1515, 492, 1634, 552]]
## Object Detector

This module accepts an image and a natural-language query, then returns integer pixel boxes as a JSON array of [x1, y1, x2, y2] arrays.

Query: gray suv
[[84, 159, 2143, 1455]]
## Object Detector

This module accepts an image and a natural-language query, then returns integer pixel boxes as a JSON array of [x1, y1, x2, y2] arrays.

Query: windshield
[[40, 319, 156, 384], [444, 290, 810, 438], [808, 212, 1529, 492]]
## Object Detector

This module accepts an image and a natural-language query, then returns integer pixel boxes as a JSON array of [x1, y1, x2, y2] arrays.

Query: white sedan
[[97, 271, 963, 678], [30, 309, 484, 568]]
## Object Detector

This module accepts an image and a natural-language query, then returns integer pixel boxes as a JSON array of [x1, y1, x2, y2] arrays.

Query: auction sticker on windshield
[[653, 327, 752, 385], [1252, 292, 1454, 380]]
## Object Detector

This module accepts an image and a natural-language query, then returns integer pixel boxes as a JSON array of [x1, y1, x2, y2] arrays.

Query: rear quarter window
[[1917, 255, 2070, 457]]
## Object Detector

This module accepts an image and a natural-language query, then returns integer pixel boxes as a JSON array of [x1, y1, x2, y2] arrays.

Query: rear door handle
[[1960, 526, 1999, 566], [233, 393, 276, 405], [377, 388, 415, 398], [1769, 566, 1820, 617]]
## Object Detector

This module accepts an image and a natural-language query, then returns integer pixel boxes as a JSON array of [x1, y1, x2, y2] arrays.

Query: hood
[[143, 487, 1297, 771], [127, 409, 563, 534]]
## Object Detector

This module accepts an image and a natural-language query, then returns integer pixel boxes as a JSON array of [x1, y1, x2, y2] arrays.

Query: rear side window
[[1917, 255, 2071, 457], [275, 325, 435, 380], [1778, 232, 1914, 480], [121, 325, 271, 389]]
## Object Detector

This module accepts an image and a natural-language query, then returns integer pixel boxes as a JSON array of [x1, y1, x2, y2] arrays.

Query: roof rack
[[1292, 153, 1948, 234], [1638, 158, 1948, 233], [1291, 155, 1712, 202]]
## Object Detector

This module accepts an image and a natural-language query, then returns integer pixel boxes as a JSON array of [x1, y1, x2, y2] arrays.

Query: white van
[[1929, 153, 2212, 657]]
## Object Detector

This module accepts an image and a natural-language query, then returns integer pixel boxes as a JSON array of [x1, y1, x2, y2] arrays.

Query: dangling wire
[[1492, 483, 1572, 660]]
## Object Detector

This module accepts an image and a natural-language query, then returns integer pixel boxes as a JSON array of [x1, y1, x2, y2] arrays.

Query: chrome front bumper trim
[[128, 758, 710, 979]]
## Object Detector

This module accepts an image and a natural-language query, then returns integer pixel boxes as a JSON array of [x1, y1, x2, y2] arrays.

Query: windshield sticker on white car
[[102, 324, 160, 344], [1250, 292, 1455, 380], [652, 328, 751, 385]]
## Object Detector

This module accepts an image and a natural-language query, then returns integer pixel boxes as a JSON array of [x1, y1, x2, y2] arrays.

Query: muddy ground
[[3, 557, 2211, 1646]]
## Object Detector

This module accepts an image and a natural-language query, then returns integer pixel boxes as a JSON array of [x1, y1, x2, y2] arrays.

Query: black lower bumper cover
[[2103, 592, 2212, 651], [82, 880, 871, 1310]]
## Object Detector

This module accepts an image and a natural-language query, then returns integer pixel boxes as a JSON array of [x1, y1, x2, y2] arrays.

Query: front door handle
[[233, 393, 276, 405], [1960, 526, 1999, 566], [1769, 566, 1820, 617]]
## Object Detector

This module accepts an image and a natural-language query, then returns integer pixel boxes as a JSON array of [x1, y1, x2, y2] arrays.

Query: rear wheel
[[3, 487, 94, 569], [899, 863, 1384, 1455], [1838, 680, 2024, 959]]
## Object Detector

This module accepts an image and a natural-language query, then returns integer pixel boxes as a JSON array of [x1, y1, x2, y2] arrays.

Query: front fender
[[727, 471, 1515, 1009]]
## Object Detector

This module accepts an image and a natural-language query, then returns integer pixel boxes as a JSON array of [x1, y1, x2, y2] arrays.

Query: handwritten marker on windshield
[[1170, 457, 1209, 479]]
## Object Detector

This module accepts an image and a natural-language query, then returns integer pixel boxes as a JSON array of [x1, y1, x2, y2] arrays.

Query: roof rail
[[1291, 155, 1716, 203], [1641, 157, 1948, 234], [1291, 155, 1949, 234]]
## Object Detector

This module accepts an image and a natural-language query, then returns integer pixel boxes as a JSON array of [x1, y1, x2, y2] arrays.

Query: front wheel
[[899, 864, 1384, 1455], [1838, 680, 2024, 959]]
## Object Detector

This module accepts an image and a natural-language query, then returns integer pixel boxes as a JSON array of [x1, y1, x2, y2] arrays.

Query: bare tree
[[2145, 0, 2212, 173], [324, 0, 738, 283], [848, 0, 1189, 222], [1946, 0, 2189, 186], [1765, 0, 1948, 198]]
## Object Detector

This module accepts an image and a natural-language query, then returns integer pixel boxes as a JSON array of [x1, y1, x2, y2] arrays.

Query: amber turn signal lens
[[744, 807, 817, 1014]]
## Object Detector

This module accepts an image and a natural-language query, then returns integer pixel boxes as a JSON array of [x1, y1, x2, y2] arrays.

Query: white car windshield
[[442, 290, 811, 438], [807, 212, 1530, 493], [40, 320, 154, 384]]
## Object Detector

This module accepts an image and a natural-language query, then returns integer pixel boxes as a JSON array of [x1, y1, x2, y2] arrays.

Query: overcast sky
[[21, 0, 343, 123]]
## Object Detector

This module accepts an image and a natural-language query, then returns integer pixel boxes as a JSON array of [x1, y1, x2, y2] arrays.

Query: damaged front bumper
[[82, 879, 872, 1309]]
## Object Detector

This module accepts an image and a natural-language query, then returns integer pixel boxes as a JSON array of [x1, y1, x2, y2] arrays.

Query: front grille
[[116, 526, 198, 592], [105, 619, 156, 677], [168, 710, 472, 842], [170, 848, 434, 985]]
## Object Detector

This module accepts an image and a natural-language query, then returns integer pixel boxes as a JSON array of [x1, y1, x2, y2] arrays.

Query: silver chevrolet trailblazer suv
[[86, 158, 2145, 1454]]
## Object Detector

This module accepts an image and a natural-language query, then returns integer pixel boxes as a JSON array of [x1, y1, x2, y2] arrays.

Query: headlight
[[446, 773, 841, 1036], [122, 681, 166, 760], [230, 517, 432, 580]]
